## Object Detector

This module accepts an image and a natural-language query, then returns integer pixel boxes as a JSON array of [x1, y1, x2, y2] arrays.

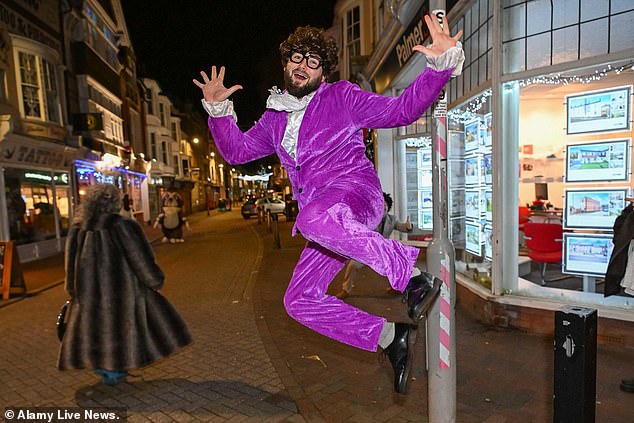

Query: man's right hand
[[193, 66, 243, 102]]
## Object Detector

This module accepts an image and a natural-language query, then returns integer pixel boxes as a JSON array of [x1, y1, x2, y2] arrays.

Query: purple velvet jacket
[[207, 67, 453, 226]]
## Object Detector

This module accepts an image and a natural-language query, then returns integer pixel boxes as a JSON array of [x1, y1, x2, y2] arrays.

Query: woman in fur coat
[[58, 184, 192, 385]]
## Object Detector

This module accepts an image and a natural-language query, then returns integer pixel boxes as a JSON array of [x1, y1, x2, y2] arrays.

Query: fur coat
[[58, 213, 192, 371]]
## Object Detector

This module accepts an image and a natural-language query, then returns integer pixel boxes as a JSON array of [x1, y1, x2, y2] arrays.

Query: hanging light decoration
[[448, 89, 492, 124], [518, 62, 633, 87], [448, 61, 633, 124]]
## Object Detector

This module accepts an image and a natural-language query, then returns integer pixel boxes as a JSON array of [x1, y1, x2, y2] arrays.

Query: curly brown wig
[[279, 26, 338, 78]]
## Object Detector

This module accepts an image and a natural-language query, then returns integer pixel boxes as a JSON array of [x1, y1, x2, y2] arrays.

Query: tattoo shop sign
[[0, 137, 75, 170]]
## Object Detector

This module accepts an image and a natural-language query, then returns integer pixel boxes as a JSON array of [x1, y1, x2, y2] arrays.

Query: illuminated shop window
[[447, 90, 494, 289], [5, 169, 70, 245]]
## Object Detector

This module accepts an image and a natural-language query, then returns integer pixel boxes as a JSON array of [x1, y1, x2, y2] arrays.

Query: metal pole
[[426, 3, 457, 422]]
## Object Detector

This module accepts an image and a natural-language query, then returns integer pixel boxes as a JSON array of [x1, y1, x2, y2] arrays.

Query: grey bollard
[[554, 306, 597, 423], [271, 213, 280, 249]]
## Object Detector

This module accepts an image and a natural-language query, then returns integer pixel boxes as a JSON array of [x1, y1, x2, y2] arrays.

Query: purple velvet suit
[[208, 67, 453, 351]]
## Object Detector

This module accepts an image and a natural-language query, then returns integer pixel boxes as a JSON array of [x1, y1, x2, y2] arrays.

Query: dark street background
[[122, 1, 337, 125]]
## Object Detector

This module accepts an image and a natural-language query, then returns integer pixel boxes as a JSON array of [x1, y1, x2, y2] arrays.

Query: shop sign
[[373, 2, 430, 93], [434, 89, 447, 117], [72, 113, 104, 131], [1, 143, 71, 168], [22, 121, 66, 141], [24, 171, 69, 184], [0, 2, 60, 50]]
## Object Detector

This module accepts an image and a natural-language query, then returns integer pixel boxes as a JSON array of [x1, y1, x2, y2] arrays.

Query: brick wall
[[456, 282, 634, 349]]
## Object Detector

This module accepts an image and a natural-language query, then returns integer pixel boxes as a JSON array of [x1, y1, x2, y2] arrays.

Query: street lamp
[[193, 137, 199, 144]]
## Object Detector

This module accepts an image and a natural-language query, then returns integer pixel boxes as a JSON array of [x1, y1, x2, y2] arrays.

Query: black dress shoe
[[621, 378, 634, 393], [404, 272, 443, 322], [382, 323, 413, 394]]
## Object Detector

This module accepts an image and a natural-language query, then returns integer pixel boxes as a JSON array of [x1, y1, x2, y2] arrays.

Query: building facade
[[336, 0, 634, 336], [0, 0, 76, 262], [0, 1, 215, 263]]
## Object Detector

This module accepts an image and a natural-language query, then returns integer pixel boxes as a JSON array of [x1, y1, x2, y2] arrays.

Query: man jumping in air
[[194, 14, 463, 393]]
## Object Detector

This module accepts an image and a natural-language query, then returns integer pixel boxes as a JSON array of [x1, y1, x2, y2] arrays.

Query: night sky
[[121, 1, 337, 127]]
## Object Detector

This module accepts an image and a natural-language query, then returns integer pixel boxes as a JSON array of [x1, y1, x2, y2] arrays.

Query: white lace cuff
[[201, 99, 237, 122], [425, 41, 465, 77]]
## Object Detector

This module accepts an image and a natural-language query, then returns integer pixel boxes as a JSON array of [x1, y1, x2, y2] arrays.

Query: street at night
[[1, 1, 633, 421], [0, 210, 631, 422]]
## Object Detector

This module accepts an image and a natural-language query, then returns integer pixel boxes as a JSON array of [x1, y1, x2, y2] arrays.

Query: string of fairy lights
[[518, 62, 634, 87], [447, 61, 633, 124], [447, 89, 492, 124]]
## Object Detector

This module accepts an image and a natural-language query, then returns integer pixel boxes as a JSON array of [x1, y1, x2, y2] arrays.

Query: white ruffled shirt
[[201, 42, 465, 160]]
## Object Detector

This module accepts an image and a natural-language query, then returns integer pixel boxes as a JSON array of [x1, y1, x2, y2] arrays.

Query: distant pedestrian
[[119, 193, 135, 218], [58, 184, 192, 385], [336, 193, 413, 300]]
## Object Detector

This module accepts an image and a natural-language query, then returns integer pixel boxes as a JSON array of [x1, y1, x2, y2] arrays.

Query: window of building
[[150, 132, 157, 159], [344, 5, 361, 79], [5, 168, 70, 245], [159, 103, 167, 127], [446, 92, 494, 290], [16, 51, 61, 124], [0, 68, 6, 101], [182, 158, 190, 176], [448, 0, 493, 104], [403, 137, 433, 231], [82, 3, 119, 70], [171, 122, 178, 140], [83, 77, 123, 145], [161, 140, 168, 164], [146, 90, 154, 115], [376, 0, 392, 38], [502, 0, 634, 73], [509, 60, 633, 305]]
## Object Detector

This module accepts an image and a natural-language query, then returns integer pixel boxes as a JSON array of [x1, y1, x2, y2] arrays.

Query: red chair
[[518, 206, 531, 230], [523, 222, 565, 286]]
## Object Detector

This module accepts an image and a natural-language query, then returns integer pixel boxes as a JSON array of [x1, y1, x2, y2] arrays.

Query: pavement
[[0, 209, 632, 422]]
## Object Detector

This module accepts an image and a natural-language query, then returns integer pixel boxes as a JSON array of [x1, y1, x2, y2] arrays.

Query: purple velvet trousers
[[284, 186, 419, 352]]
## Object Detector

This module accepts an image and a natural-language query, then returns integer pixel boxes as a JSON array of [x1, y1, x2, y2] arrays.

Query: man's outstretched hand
[[413, 14, 463, 57], [193, 66, 243, 103]]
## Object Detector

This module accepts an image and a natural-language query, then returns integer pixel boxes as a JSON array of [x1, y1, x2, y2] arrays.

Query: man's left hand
[[413, 14, 463, 57]]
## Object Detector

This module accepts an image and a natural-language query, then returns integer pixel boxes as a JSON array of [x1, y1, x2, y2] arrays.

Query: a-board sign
[[0, 241, 25, 300]]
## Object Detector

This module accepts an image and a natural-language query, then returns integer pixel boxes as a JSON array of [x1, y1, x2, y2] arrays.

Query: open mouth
[[293, 72, 308, 82]]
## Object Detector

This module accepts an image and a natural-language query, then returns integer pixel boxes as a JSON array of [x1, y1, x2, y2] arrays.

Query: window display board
[[563, 188, 627, 230], [566, 86, 631, 134], [464, 119, 481, 152], [417, 146, 433, 230], [484, 224, 493, 260], [465, 221, 482, 256], [455, 113, 493, 259], [562, 233, 614, 277], [560, 84, 631, 280], [404, 138, 434, 231], [565, 139, 630, 182], [448, 130, 465, 247]]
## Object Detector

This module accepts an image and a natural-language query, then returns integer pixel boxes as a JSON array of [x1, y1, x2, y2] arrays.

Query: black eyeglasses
[[289, 51, 322, 69]]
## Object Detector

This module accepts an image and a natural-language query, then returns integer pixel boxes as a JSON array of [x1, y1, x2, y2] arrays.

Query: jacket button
[[298, 188, 303, 193], [295, 165, 301, 170]]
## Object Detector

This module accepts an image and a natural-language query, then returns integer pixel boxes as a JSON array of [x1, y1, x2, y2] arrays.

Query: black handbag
[[56, 300, 71, 341]]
